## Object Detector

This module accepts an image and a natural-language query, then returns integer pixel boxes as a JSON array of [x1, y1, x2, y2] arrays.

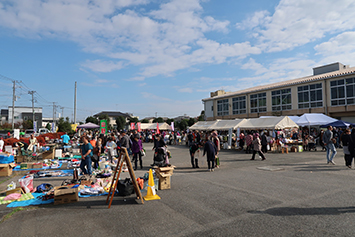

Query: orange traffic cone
[[144, 169, 161, 201]]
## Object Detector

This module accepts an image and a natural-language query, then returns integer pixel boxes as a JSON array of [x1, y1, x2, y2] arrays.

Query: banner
[[130, 123, 135, 130], [100, 120, 108, 134], [171, 122, 174, 131], [137, 122, 142, 132], [156, 123, 160, 134], [14, 129, 20, 139], [228, 128, 233, 149], [33, 121, 37, 133], [52, 123, 55, 133]]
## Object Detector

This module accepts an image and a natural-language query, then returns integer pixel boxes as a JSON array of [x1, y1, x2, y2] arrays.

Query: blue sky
[[0, 0, 355, 121]]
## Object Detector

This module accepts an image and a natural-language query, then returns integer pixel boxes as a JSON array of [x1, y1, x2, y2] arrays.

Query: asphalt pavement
[[1, 144, 355, 237]]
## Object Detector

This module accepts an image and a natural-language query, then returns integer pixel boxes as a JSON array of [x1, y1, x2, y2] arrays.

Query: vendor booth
[[237, 116, 299, 130]]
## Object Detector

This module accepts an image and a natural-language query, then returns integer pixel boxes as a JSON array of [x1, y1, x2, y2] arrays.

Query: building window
[[217, 99, 229, 116], [298, 83, 323, 109], [250, 93, 266, 113], [232, 96, 246, 114], [272, 88, 291, 111], [330, 78, 355, 106]]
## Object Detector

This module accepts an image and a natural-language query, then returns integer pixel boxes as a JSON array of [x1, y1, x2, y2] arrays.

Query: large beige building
[[202, 62, 355, 123]]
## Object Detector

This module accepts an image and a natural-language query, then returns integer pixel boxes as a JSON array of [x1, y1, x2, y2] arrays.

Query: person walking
[[323, 125, 337, 165], [261, 132, 268, 153], [203, 139, 216, 171], [132, 135, 143, 170], [189, 141, 201, 168], [245, 132, 253, 154], [80, 136, 93, 176], [250, 133, 266, 161], [341, 129, 353, 168]]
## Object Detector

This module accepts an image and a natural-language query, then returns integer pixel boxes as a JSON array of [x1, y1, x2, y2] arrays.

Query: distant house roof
[[93, 111, 132, 118], [202, 66, 355, 102]]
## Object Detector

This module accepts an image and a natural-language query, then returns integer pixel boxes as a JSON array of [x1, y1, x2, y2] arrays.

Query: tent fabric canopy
[[189, 121, 218, 130], [137, 123, 172, 130], [320, 120, 354, 129], [296, 113, 337, 126], [207, 119, 246, 131], [77, 122, 100, 129], [237, 116, 299, 130]]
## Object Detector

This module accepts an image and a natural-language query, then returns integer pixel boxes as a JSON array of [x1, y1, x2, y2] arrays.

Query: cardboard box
[[80, 179, 93, 186], [0, 163, 15, 177], [155, 166, 175, 176], [158, 175, 171, 190], [6, 187, 23, 196], [32, 163, 43, 169], [42, 150, 55, 160], [16, 155, 25, 163], [54, 185, 79, 205], [20, 163, 33, 169]]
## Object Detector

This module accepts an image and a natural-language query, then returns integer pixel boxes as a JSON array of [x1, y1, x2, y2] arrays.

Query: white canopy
[[137, 122, 172, 130], [189, 121, 218, 130], [207, 119, 246, 131], [296, 113, 337, 126], [238, 116, 299, 130]]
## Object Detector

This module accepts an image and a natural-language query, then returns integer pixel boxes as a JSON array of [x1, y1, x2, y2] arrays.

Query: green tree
[[140, 119, 149, 123], [178, 120, 188, 131], [85, 116, 98, 124], [153, 117, 164, 123], [188, 118, 196, 126], [198, 111, 205, 121], [128, 117, 139, 124], [45, 123, 51, 131], [116, 116, 126, 131], [166, 118, 174, 125], [23, 119, 33, 130], [58, 117, 73, 133]]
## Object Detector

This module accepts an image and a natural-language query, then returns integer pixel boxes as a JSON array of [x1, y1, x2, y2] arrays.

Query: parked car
[[38, 128, 50, 134], [24, 129, 39, 137]]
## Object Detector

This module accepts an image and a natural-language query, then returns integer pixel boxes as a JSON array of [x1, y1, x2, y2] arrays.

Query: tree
[[23, 120, 33, 130], [153, 117, 164, 123], [166, 118, 174, 125], [128, 117, 139, 124], [45, 123, 51, 131], [85, 116, 98, 124], [198, 111, 205, 121], [188, 118, 196, 126], [58, 117, 73, 133], [178, 119, 188, 131], [116, 116, 126, 131], [140, 119, 149, 123]]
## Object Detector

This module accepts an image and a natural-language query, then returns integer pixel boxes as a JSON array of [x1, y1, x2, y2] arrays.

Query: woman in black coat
[[203, 139, 216, 171]]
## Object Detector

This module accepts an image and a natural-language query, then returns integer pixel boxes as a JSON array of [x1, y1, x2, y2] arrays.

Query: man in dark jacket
[[203, 139, 216, 172], [189, 141, 201, 168], [120, 130, 130, 150], [261, 132, 268, 153]]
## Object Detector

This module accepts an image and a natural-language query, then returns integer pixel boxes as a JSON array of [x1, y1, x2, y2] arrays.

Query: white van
[[38, 128, 50, 134]]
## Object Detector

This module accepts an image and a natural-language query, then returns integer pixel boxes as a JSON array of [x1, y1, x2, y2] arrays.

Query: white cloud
[[81, 60, 125, 72], [0, 0, 259, 77], [127, 76, 145, 81], [141, 92, 171, 101], [177, 88, 193, 93], [237, 0, 355, 52]]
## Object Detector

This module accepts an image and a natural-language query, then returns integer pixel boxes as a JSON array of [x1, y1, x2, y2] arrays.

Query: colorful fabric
[[7, 193, 53, 208]]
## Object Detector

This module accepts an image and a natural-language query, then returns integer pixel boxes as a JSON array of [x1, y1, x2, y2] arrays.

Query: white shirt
[[0, 140, 3, 150]]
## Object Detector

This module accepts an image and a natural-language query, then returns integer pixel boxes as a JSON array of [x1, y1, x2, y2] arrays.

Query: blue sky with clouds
[[0, 0, 355, 121]]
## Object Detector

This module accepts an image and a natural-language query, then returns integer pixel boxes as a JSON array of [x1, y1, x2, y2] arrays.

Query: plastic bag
[[19, 176, 34, 193], [7, 181, 16, 190]]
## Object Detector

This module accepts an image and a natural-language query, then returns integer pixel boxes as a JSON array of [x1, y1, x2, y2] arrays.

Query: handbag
[[140, 149, 145, 156]]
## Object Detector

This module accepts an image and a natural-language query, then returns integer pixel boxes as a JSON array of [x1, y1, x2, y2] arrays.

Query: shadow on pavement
[[248, 206, 355, 216]]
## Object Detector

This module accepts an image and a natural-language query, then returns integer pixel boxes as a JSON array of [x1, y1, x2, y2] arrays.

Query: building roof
[[93, 111, 132, 118], [202, 66, 355, 102]]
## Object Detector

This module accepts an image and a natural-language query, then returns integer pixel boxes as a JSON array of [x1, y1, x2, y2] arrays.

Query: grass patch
[[0, 207, 37, 224]]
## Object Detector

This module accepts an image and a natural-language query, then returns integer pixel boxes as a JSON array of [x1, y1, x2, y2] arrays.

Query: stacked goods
[[4, 132, 65, 146]]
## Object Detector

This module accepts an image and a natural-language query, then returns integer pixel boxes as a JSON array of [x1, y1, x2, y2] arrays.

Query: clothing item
[[80, 156, 92, 175], [323, 130, 333, 144], [120, 135, 130, 149], [61, 134, 70, 144], [81, 143, 93, 157], [203, 141, 216, 161], [253, 137, 262, 151], [132, 139, 143, 154], [251, 150, 266, 160], [326, 143, 337, 163], [133, 152, 143, 170]]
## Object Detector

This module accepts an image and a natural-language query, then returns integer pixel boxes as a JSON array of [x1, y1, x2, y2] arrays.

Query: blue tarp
[[7, 193, 54, 208], [14, 163, 63, 171], [0, 155, 14, 164], [320, 120, 355, 129]]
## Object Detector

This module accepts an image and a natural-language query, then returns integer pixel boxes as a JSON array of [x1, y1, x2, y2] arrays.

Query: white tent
[[189, 121, 218, 130], [137, 122, 172, 130], [238, 116, 299, 130], [296, 113, 337, 126], [207, 119, 246, 131]]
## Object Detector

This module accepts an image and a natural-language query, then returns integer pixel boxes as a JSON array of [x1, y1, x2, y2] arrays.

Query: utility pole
[[61, 107, 64, 118], [11, 81, 16, 130], [52, 102, 56, 124], [74, 81, 77, 124], [155, 112, 157, 118], [28, 91, 36, 123]]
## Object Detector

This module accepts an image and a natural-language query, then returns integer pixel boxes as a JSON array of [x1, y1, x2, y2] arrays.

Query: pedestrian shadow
[[248, 206, 355, 216], [294, 165, 345, 172], [174, 167, 210, 173]]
